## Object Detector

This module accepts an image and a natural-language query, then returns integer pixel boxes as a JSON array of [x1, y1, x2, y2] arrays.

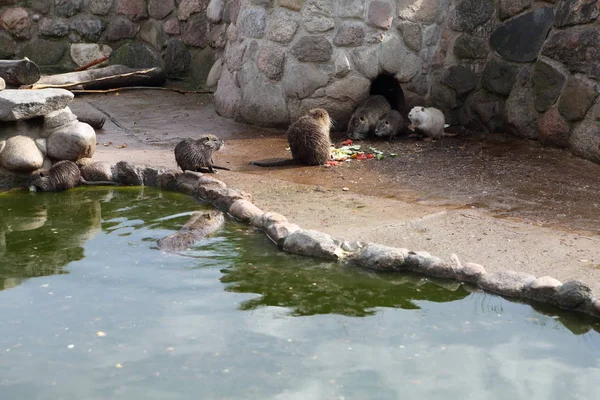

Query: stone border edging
[[82, 160, 600, 321]]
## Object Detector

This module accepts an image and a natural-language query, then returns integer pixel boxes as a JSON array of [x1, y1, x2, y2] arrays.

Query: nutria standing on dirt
[[407, 106, 446, 140], [374, 110, 406, 141], [250, 108, 332, 167], [27, 160, 117, 192], [174, 134, 230, 173], [347, 95, 392, 140]]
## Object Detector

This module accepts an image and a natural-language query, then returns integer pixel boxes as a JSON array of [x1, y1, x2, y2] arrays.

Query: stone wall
[[0, 0, 234, 85], [1, 0, 599, 164]]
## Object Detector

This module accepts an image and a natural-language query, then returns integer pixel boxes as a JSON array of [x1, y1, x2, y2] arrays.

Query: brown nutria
[[174, 134, 230, 173], [27, 160, 117, 192], [374, 110, 406, 141], [157, 209, 225, 251], [347, 95, 392, 140], [250, 108, 332, 167]]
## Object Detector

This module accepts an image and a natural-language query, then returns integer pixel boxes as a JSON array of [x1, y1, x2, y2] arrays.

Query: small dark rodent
[[27, 160, 117, 192], [174, 134, 230, 173]]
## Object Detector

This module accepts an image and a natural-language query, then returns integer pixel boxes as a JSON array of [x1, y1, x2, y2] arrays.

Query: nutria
[[347, 95, 392, 140], [250, 108, 332, 167], [157, 209, 225, 251], [174, 134, 230, 174], [374, 110, 406, 141], [407, 106, 447, 140], [27, 160, 117, 192]]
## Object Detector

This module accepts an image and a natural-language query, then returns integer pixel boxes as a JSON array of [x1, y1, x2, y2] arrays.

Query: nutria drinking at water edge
[[28, 160, 116, 192], [250, 108, 333, 167]]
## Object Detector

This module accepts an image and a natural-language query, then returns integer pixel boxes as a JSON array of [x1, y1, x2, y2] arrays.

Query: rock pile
[[0, 88, 96, 188]]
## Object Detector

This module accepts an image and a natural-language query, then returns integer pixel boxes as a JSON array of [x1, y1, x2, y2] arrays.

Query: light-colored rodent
[[407, 106, 446, 139]]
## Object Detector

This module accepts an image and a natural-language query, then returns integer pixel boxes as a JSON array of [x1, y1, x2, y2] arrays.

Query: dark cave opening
[[369, 74, 406, 115]]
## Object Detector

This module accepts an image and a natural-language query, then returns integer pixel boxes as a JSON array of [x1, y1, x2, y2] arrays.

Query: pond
[[1, 187, 599, 400]]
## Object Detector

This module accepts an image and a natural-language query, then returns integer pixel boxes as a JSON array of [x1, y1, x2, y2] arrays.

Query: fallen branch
[[25, 67, 159, 90], [73, 56, 109, 72], [70, 86, 214, 95]]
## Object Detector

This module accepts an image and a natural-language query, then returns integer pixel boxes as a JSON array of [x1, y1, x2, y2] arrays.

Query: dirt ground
[[69, 90, 600, 293]]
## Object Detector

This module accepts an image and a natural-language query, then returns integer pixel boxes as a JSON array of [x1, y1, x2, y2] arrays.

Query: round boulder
[[0, 135, 44, 172], [46, 121, 96, 161]]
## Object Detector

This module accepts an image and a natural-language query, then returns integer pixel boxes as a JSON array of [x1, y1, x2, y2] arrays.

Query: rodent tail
[[80, 178, 119, 186], [249, 158, 297, 167]]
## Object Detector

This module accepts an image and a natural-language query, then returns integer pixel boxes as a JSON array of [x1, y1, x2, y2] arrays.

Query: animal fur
[[157, 209, 225, 251], [174, 134, 229, 173], [27, 160, 116, 192], [374, 110, 406, 141], [347, 95, 392, 140], [250, 108, 332, 167], [407, 106, 446, 139]]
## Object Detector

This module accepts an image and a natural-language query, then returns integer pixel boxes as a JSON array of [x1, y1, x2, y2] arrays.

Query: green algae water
[[0, 187, 599, 400]]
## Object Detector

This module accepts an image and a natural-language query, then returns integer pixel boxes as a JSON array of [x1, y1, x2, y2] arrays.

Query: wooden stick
[[74, 56, 109, 72], [70, 86, 214, 95], [24, 67, 158, 90]]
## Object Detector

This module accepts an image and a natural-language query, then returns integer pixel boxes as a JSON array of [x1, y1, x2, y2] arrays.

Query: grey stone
[[90, 0, 113, 15], [250, 211, 287, 230], [347, 243, 409, 271], [177, 0, 205, 20], [291, 36, 333, 62], [113, 161, 144, 186], [140, 19, 167, 51], [403, 250, 443, 272], [504, 85, 538, 139], [224, 41, 246, 71], [206, 0, 224, 22], [397, 21, 421, 52], [533, 58, 567, 112], [267, 10, 299, 43], [479, 270, 536, 298], [208, 24, 227, 49], [256, 43, 285, 81], [39, 17, 69, 37], [116, 0, 148, 21], [22, 39, 67, 66], [164, 18, 180, 35], [282, 229, 345, 260], [0, 135, 44, 172], [206, 58, 223, 88], [210, 188, 253, 211], [367, 0, 393, 29], [228, 199, 263, 222], [429, 79, 459, 111], [0, 32, 16, 59], [107, 17, 139, 41], [537, 106, 571, 148], [164, 38, 191, 78], [490, 7, 554, 63], [26, 0, 51, 14], [482, 58, 519, 96], [555, 0, 599, 28], [46, 121, 96, 161], [236, 62, 289, 127], [54, 0, 82, 17], [302, 11, 334, 33], [43, 106, 77, 130], [265, 221, 301, 246], [351, 46, 379, 79], [398, 0, 441, 24], [525, 276, 562, 302], [569, 100, 600, 163], [279, 0, 305, 11], [70, 15, 106, 42], [422, 23, 440, 47], [238, 7, 266, 38], [182, 13, 210, 48], [334, 50, 351, 78], [0, 89, 73, 121], [109, 41, 162, 69], [283, 62, 329, 99], [453, 34, 487, 59], [394, 53, 421, 83], [448, 0, 494, 33], [325, 73, 370, 104], [558, 74, 599, 121], [0, 78, 4, 91], [404, 73, 428, 96], [456, 262, 486, 283], [499, 0, 531, 20], [189, 47, 217, 87], [333, 21, 366, 47], [337, 0, 364, 18], [442, 65, 477, 95], [0, 7, 30, 39], [541, 26, 600, 80], [81, 161, 114, 182], [148, 0, 174, 19], [553, 280, 593, 309]]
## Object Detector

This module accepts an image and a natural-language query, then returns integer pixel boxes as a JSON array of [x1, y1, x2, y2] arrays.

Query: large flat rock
[[0, 89, 74, 121]]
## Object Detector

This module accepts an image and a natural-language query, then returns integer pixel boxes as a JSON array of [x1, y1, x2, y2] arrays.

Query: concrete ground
[[69, 90, 600, 293]]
